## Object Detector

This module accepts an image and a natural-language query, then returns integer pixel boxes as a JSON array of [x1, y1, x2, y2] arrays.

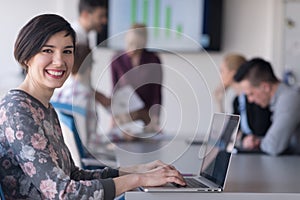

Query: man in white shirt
[[56, 0, 108, 146], [72, 0, 107, 48]]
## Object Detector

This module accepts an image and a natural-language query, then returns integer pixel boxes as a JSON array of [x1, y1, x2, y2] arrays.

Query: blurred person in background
[[214, 53, 272, 148], [234, 58, 300, 155], [110, 23, 163, 140]]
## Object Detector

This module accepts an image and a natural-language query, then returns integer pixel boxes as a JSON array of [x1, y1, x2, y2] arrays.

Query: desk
[[114, 136, 203, 174], [226, 155, 300, 193], [112, 137, 300, 199]]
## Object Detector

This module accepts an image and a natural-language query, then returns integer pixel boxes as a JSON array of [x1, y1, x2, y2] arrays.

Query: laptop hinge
[[197, 176, 222, 189]]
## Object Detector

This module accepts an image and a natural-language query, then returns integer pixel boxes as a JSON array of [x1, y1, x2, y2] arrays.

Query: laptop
[[140, 113, 240, 192]]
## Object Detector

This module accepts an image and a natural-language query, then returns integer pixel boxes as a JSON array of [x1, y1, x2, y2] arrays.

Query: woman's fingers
[[141, 161, 187, 186], [158, 165, 186, 185], [166, 176, 186, 186]]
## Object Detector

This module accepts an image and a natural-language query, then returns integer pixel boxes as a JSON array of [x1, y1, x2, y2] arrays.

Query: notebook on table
[[140, 113, 240, 192]]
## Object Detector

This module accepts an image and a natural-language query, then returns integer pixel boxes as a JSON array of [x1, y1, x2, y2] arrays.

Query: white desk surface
[[111, 136, 300, 199], [124, 192, 300, 200]]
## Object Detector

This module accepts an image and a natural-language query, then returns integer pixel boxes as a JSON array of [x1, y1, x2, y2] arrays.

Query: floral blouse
[[0, 90, 118, 200]]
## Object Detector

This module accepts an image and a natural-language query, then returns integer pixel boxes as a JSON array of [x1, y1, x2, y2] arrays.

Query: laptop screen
[[199, 113, 240, 187]]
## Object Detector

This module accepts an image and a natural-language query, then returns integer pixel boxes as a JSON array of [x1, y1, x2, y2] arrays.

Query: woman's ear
[[23, 61, 29, 73]]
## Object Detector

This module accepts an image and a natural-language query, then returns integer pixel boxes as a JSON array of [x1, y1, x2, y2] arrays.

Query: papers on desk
[[114, 120, 145, 135], [108, 85, 148, 140], [110, 85, 144, 115], [109, 120, 164, 141]]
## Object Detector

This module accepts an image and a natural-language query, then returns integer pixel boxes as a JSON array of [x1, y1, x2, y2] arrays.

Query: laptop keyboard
[[185, 178, 209, 188], [173, 178, 209, 188]]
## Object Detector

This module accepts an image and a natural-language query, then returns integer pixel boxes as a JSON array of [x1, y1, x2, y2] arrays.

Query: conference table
[[108, 135, 300, 200]]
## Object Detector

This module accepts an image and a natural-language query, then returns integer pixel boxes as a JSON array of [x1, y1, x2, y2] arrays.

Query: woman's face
[[220, 61, 235, 88], [125, 31, 146, 56], [26, 31, 74, 91]]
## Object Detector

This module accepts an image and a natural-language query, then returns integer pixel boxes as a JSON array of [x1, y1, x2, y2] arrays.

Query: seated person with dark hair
[[234, 58, 300, 156], [232, 96, 272, 152], [214, 53, 272, 149]]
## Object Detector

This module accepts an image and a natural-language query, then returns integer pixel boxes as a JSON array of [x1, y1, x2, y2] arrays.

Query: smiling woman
[[13, 14, 76, 107], [0, 13, 186, 200], [21, 31, 74, 98]]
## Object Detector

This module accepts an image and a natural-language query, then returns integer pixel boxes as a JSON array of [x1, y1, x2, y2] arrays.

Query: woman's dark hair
[[14, 14, 76, 72]]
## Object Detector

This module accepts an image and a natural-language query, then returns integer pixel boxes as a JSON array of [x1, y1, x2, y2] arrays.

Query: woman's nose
[[52, 52, 65, 66]]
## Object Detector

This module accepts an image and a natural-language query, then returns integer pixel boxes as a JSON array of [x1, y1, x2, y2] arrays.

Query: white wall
[[222, 0, 284, 75], [0, 0, 286, 137], [0, 0, 80, 97]]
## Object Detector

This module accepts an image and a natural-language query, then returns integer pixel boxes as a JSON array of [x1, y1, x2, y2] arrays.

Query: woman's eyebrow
[[42, 45, 74, 49], [65, 45, 75, 49]]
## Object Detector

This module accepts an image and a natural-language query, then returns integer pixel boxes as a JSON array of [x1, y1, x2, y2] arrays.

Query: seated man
[[214, 53, 272, 146], [234, 58, 300, 156]]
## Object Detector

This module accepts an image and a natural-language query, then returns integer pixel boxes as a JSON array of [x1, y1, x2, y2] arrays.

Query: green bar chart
[[165, 5, 171, 37], [131, 0, 137, 24], [176, 24, 183, 38], [154, 0, 160, 37], [142, 0, 149, 24], [109, 0, 202, 51], [130, 0, 184, 39]]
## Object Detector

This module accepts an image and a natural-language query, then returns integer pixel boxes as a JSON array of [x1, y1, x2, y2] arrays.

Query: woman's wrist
[[113, 173, 142, 196], [118, 165, 136, 176], [119, 163, 147, 176]]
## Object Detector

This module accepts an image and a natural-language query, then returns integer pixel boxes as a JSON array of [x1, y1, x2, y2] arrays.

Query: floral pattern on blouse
[[0, 90, 118, 200]]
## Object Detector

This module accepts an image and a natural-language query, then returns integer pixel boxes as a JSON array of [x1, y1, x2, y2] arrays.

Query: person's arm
[[114, 161, 186, 196], [129, 108, 151, 124], [4, 102, 117, 199], [110, 53, 122, 88], [260, 91, 300, 155], [95, 89, 111, 108], [118, 160, 167, 175], [242, 134, 261, 149]]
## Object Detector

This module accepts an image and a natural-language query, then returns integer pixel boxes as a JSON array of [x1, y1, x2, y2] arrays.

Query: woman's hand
[[138, 164, 186, 187], [114, 162, 186, 196], [119, 160, 167, 175]]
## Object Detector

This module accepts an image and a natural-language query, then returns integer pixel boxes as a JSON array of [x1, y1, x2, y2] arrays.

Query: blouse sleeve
[[3, 99, 118, 200]]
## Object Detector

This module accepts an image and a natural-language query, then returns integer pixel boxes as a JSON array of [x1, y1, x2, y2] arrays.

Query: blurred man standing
[[72, 0, 107, 48]]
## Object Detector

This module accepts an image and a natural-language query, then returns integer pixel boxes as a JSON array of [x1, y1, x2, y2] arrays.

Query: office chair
[[60, 118, 84, 168], [0, 183, 5, 200], [58, 111, 109, 169], [51, 102, 117, 170]]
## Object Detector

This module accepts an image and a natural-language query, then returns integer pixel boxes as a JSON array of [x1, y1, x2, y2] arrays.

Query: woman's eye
[[42, 49, 53, 53], [64, 49, 73, 54]]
